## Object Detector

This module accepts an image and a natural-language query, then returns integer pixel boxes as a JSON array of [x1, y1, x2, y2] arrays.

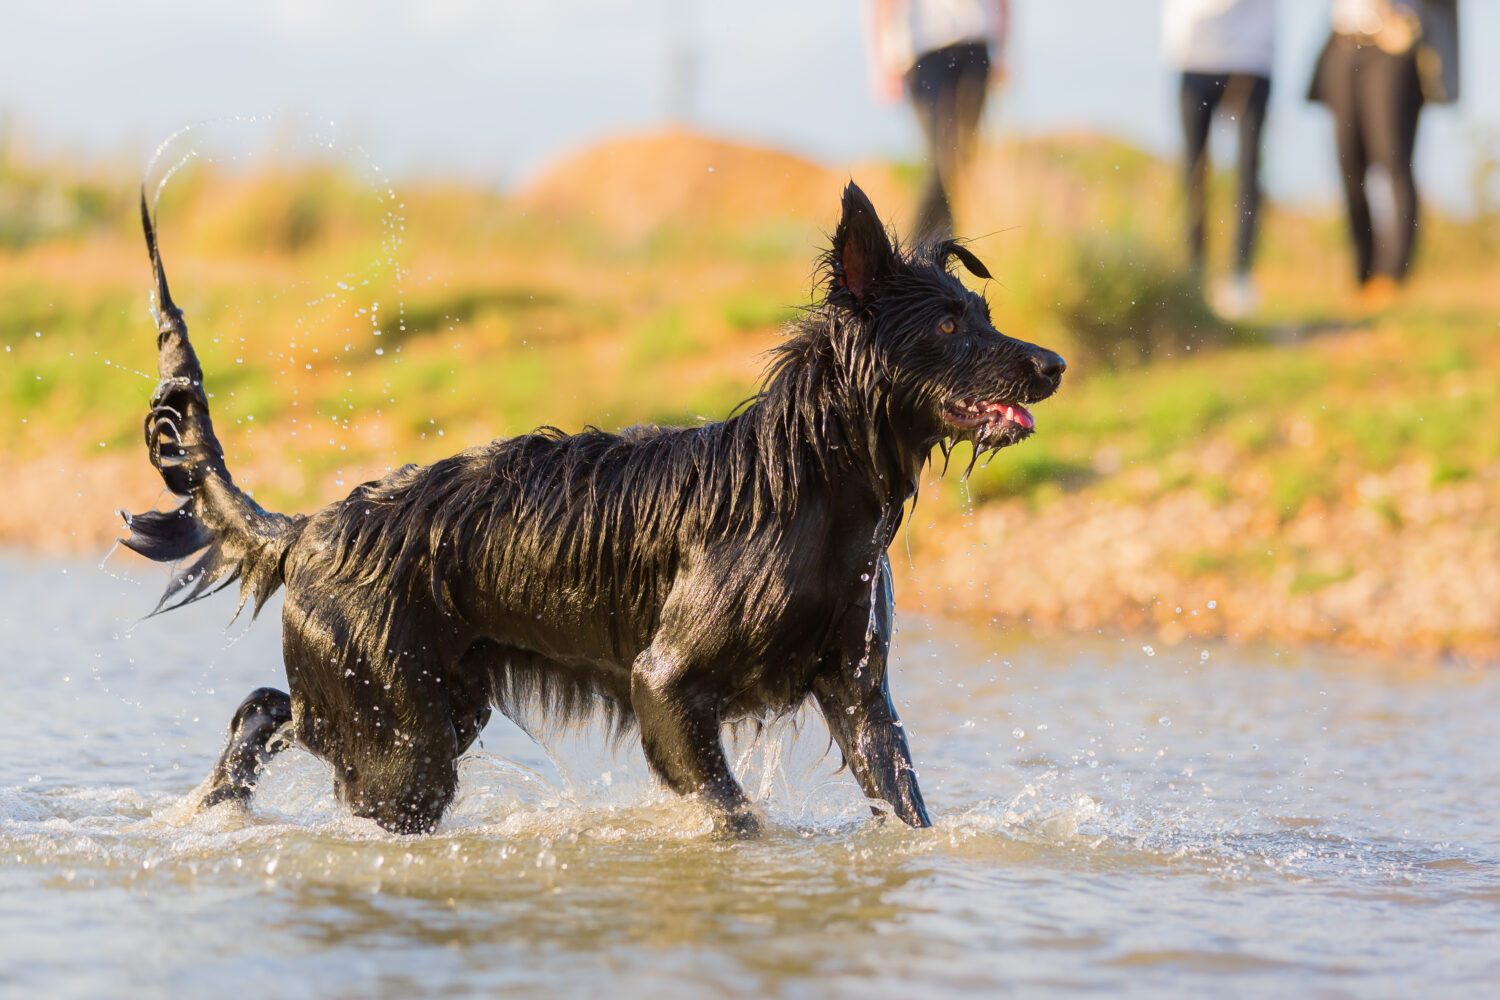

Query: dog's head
[[822, 182, 1064, 460]]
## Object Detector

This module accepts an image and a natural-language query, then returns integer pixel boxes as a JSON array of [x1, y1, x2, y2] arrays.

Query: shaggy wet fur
[[122, 182, 1064, 836]]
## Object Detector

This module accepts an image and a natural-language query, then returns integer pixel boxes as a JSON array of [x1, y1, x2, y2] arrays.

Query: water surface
[[3, 552, 1497, 998]]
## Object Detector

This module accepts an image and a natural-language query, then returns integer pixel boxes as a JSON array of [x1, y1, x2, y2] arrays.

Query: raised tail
[[121, 190, 301, 617]]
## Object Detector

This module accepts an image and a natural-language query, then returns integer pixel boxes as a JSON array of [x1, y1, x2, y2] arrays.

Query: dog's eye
[[938, 318, 957, 335]]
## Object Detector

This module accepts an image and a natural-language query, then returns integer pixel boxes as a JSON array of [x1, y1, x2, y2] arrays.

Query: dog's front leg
[[812, 564, 932, 828], [632, 648, 760, 837], [813, 666, 932, 829]]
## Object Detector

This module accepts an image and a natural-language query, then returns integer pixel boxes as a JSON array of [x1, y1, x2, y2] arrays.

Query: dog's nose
[[1031, 350, 1066, 380]]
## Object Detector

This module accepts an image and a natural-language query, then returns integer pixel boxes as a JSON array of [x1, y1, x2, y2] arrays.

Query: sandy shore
[[904, 458, 1500, 664]]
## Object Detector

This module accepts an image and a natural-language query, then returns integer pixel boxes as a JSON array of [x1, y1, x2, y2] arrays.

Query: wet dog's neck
[[749, 310, 929, 526]]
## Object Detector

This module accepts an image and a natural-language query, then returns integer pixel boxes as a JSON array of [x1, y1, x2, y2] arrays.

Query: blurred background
[[2, 0, 1497, 658], [5, 1, 1498, 209]]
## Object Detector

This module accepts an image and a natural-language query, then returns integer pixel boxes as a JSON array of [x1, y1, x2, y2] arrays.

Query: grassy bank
[[2, 130, 1496, 658]]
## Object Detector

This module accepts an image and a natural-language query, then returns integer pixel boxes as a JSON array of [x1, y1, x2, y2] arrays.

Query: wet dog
[[122, 183, 1063, 836]]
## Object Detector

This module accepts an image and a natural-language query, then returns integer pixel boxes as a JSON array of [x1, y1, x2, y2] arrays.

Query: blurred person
[[869, 0, 1009, 242], [1308, 0, 1460, 304], [1163, 0, 1277, 321]]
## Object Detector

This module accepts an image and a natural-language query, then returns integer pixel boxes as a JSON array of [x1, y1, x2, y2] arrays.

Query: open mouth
[[942, 397, 1036, 445]]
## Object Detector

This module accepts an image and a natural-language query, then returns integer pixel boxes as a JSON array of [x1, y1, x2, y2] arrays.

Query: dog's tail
[[121, 190, 301, 617]]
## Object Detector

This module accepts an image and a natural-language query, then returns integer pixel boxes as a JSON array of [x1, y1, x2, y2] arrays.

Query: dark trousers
[[1179, 72, 1271, 277], [906, 41, 991, 243], [1316, 36, 1425, 283]]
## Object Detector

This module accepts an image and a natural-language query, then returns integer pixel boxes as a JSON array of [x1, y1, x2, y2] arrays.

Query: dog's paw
[[712, 808, 763, 840], [198, 783, 252, 811]]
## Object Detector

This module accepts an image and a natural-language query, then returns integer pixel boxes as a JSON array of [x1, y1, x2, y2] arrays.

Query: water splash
[[139, 116, 411, 471]]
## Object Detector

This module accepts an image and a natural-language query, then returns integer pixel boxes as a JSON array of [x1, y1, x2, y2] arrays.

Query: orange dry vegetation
[[518, 128, 896, 240]]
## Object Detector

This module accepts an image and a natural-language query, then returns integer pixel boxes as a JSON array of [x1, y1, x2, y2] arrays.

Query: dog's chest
[[669, 530, 875, 711]]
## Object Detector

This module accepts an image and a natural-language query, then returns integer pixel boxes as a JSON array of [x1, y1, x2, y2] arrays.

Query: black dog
[[122, 182, 1063, 836]]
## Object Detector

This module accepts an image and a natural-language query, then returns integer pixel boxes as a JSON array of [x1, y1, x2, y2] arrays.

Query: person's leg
[[1179, 73, 1225, 276], [907, 55, 950, 242], [907, 43, 990, 242], [1230, 74, 1271, 277], [1322, 38, 1375, 285], [940, 43, 990, 234], [1362, 48, 1425, 280]]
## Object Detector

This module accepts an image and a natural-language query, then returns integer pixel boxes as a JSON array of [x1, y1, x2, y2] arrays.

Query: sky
[[2, 0, 1497, 212]]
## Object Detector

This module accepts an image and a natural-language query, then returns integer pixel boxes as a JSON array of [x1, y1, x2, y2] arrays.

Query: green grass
[[628, 308, 702, 363], [722, 292, 798, 333]]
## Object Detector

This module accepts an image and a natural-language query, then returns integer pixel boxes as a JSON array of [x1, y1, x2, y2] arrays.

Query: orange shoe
[[1356, 274, 1398, 312]]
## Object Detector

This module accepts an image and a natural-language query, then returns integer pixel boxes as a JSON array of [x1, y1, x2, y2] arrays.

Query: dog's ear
[[938, 239, 992, 280], [829, 182, 896, 303]]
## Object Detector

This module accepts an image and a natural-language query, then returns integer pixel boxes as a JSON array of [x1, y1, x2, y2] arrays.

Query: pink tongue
[[1003, 404, 1035, 430]]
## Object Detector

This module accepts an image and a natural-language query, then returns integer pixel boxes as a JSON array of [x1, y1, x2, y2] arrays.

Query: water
[[3, 551, 1498, 998]]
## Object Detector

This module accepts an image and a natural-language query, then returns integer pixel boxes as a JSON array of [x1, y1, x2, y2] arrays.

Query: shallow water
[[2, 551, 1497, 998]]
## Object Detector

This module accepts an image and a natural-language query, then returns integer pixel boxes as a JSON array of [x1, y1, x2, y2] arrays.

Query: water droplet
[[1142, 645, 1155, 656], [1012, 727, 1025, 739], [1158, 715, 1172, 727]]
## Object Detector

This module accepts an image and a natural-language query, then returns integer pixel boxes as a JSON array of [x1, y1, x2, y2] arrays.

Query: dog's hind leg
[[632, 648, 760, 838], [200, 687, 293, 810], [811, 560, 931, 828], [279, 591, 465, 835], [328, 692, 461, 836]]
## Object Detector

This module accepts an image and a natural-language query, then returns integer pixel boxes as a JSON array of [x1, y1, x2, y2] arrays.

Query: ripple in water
[[4, 557, 1500, 997]]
